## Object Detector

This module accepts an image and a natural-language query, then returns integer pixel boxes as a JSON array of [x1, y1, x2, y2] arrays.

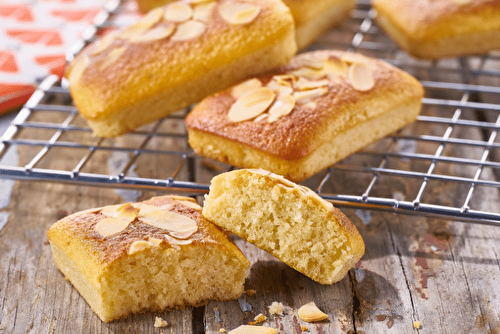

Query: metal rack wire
[[1, 0, 500, 225]]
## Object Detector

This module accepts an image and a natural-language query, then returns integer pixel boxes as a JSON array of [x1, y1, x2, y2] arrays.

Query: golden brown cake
[[285, 0, 355, 49], [185, 50, 424, 182], [47, 195, 250, 322], [135, 0, 355, 49], [66, 0, 296, 137], [202, 169, 365, 285], [373, 0, 500, 59]]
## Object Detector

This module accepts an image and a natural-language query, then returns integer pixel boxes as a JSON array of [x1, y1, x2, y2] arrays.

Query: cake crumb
[[248, 313, 267, 325], [246, 289, 256, 296], [413, 320, 421, 329], [268, 302, 284, 316], [220, 329, 227, 333], [154, 317, 169, 328], [301, 326, 309, 332]]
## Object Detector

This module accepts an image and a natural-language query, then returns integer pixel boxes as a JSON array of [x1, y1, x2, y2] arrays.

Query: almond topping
[[275, 85, 294, 98], [139, 209, 198, 238], [294, 77, 329, 91], [193, 1, 216, 22], [101, 203, 138, 219], [129, 24, 175, 43], [228, 325, 278, 334], [149, 238, 163, 247], [171, 20, 207, 41], [253, 113, 269, 123], [92, 31, 118, 55], [302, 58, 327, 70], [267, 94, 295, 122], [176, 200, 202, 210], [128, 240, 151, 255], [228, 87, 275, 122], [231, 78, 262, 99], [218, 3, 260, 25], [298, 302, 329, 322], [164, 3, 193, 22], [348, 62, 374, 92], [451, 0, 473, 4], [120, 7, 164, 40], [97, 47, 125, 71], [95, 218, 130, 237], [134, 203, 174, 216], [120, 24, 151, 40], [67, 56, 89, 86], [341, 52, 369, 65], [293, 87, 327, 104], [290, 67, 325, 80]]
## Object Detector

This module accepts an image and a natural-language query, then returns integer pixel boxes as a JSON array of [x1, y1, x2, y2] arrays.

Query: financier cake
[[135, 0, 355, 50], [47, 195, 250, 322], [185, 50, 424, 182], [373, 0, 500, 59], [66, 0, 296, 137], [202, 169, 365, 285]]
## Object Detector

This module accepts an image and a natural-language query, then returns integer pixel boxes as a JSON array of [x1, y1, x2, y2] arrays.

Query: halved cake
[[202, 169, 365, 285], [48, 195, 250, 322]]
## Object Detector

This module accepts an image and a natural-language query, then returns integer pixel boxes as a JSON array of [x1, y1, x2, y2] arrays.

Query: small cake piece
[[373, 0, 500, 59], [135, 0, 355, 49], [66, 0, 296, 137], [47, 195, 250, 322], [285, 0, 356, 49], [186, 50, 424, 182], [202, 169, 365, 285]]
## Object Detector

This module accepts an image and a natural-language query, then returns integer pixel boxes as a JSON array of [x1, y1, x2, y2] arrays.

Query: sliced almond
[[129, 24, 175, 43], [275, 85, 294, 98], [451, 0, 473, 4], [193, 1, 216, 22], [231, 78, 262, 99], [165, 235, 193, 245], [228, 87, 275, 122], [293, 87, 327, 104], [139, 209, 198, 238], [134, 203, 175, 215], [348, 62, 374, 92], [95, 217, 130, 237], [302, 57, 327, 70], [218, 3, 260, 25], [120, 7, 164, 40], [253, 113, 269, 123], [303, 101, 317, 111], [341, 52, 369, 66], [171, 20, 207, 41], [228, 325, 278, 334], [298, 302, 329, 322], [176, 200, 202, 210], [101, 203, 132, 217], [97, 47, 125, 71], [294, 77, 329, 91], [115, 204, 139, 222], [323, 57, 349, 76], [169, 227, 198, 239], [164, 3, 193, 22], [149, 238, 163, 247], [67, 56, 89, 86], [268, 94, 295, 122], [290, 67, 325, 80], [128, 240, 151, 254], [92, 31, 118, 55]]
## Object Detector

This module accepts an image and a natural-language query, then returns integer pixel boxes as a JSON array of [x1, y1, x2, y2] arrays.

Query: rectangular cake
[[48, 195, 250, 322], [185, 50, 424, 182], [66, 0, 296, 137]]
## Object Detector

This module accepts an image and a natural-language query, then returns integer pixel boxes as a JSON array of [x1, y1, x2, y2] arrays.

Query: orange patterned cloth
[[0, 0, 140, 115]]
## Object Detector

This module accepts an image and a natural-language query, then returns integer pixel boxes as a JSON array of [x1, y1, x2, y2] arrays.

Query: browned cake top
[[49, 196, 227, 264], [66, 0, 294, 119], [185, 50, 423, 160], [373, 0, 500, 38]]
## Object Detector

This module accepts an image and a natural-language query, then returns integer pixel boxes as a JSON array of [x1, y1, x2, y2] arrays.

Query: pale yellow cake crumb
[[246, 289, 256, 296], [413, 320, 421, 329], [301, 325, 309, 332], [248, 313, 267, 325], [268, 302, 284, 316], [154, 316, 168, 328], [220, 329, 227, 333]]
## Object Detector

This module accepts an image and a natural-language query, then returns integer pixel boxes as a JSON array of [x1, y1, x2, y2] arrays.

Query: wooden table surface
[[1, 100, 500, 334]]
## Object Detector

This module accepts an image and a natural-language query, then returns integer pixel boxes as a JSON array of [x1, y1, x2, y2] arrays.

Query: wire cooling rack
[[1, 0, 500, 225]]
